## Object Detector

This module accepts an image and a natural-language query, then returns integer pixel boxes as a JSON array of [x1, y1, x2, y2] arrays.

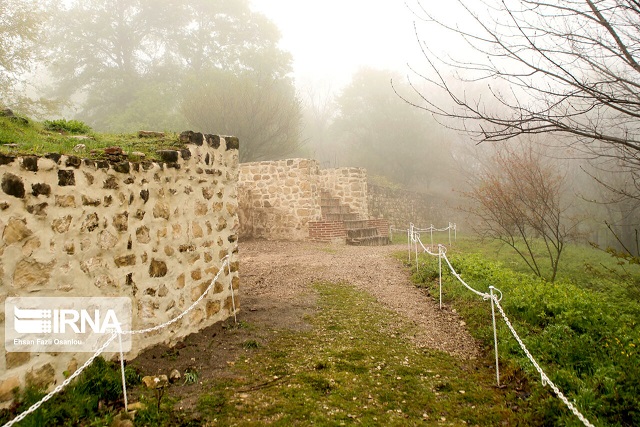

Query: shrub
[[43, 118, 92, 134]]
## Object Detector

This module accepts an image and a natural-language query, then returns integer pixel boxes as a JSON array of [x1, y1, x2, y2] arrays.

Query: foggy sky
[[249, 0, 425, 90]]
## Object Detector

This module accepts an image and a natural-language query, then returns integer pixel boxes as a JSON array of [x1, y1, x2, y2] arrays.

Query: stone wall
[[368, 183, 452, 230], [238, 159, 322, 241], [320, 168, 368, 219], [0, 132, 240, 406]]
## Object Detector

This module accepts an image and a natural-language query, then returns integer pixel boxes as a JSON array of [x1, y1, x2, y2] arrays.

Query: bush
[[43, 118, 92, 134]]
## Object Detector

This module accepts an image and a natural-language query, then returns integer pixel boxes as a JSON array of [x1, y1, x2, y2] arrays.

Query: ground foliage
[[411, 238, 640, 426]]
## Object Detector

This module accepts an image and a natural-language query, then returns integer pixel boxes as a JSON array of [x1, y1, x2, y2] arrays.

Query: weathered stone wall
[[238, 159, 322, 241], [320, 168, 368, 219], [0, 132, 239, 406], [368, 183, 451, 230]]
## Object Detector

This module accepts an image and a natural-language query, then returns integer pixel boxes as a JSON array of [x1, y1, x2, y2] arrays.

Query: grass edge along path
[[196, 282, 525, 426]]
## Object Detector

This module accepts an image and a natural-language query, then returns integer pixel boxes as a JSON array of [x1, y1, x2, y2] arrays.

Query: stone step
[[321, 205, 353, 215], [320, 197, 342, 207], [346, 227, 379, 239], [343, 220, 371, 230], [322, 213, 360, 221], [347, 236, 391, 246]]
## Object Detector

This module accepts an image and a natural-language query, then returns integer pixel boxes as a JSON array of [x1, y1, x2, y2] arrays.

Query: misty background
[[1, 0, 637, 255]]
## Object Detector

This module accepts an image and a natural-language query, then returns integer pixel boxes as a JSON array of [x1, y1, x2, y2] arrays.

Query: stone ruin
[[238, 158, 390, 245]]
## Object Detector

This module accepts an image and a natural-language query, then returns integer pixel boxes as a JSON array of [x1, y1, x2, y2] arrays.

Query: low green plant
[[0, 357, 128, 426], [183, 368, 199, 385], [411, 244, 640, 426], [43, 118, 92, 134]]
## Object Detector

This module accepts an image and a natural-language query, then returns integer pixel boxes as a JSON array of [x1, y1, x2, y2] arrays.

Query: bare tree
[[400, 0, 640, 196], [464, 142, 578, 281]]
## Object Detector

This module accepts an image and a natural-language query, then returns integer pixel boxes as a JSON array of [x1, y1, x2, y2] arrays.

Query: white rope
[[121, 256, 231, 335], [442, 254, 490, 299], [2, 333, 117, 427], [3, 256, 233, 427], [492, 297, 595, 427]]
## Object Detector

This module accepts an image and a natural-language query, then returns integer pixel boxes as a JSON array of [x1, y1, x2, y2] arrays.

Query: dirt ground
[[128, 239, 480, 408]]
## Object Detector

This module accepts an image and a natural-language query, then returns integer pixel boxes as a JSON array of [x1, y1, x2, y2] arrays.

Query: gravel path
[[239, 240, 480, 359]]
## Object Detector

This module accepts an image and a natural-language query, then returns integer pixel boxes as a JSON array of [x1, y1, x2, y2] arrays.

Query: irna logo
[[5, 297, 132, 353], [13, 307, 123, 334]]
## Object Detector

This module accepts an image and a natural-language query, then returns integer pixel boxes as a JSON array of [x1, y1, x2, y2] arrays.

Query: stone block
[[13, 259, 54, 288], [1, 173, 25, 198], [0, 376, 20, 402], [3, 217, 33, 244], [25, 363, 55, 390], [5, 352, 30, 369], [149, 259, 167, 277]]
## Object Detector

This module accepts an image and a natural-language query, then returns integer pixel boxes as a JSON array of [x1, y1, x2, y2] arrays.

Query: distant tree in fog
[[0, 0, 54, 115], [47, 0, 294, 134], [181, 69, 301, 163], [333, 68, 450, 191]]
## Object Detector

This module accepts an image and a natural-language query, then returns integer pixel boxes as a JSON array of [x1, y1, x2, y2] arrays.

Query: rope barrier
[[407, 226, 594, 427], [2, 256, 233, 427], [2, 333, 118, 427], [493, 297, 595, 427]]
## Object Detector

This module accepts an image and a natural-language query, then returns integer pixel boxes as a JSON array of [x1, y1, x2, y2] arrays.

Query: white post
[[438, 245, 443, 310], [227, 258, 237, 324], [430, 224, 434, 247], [490, 286, 500, 387], [118, 332, 128, 412], [407, 227, 411, 263], [415, 235, 419, 273]]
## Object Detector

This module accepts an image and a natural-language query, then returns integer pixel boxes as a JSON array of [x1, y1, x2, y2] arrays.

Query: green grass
[[0, 116, 186, 161], [409, 238, 640, 426], [196, 282, 526, 426]]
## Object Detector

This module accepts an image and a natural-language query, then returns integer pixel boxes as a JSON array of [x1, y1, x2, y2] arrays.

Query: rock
[[138, 130, 165, 138], [13, 259, 54, 288], [141, 375, 168, 389], [51, 215, 72, 234], [55, 195, 76, 208], [127, 402, 145, 411], [0, 376, 20, 402], [113, 212, 129, 232], [103, 175, 119, 189], [169, 369, 181, 383], [25, 363, 55, 390], [104, 147, 123, 156], [136, 226, 150, 243], [81, 213, 100, 232], [1, 173, 25, 198], [57, 170, 76, 186], [31, 183, 51, 197], [157, 150, 179, 163], [149, 259, 167, 277], [6, 352, 30, 369], [65, 156, 81, 168], [153, 201, 170, 219], [0, 108, 14, 117], [114, 254, 136, 267], [3, 217, 33, 244], [22, 156, 38, 172], [141, 375, 156, 388]]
